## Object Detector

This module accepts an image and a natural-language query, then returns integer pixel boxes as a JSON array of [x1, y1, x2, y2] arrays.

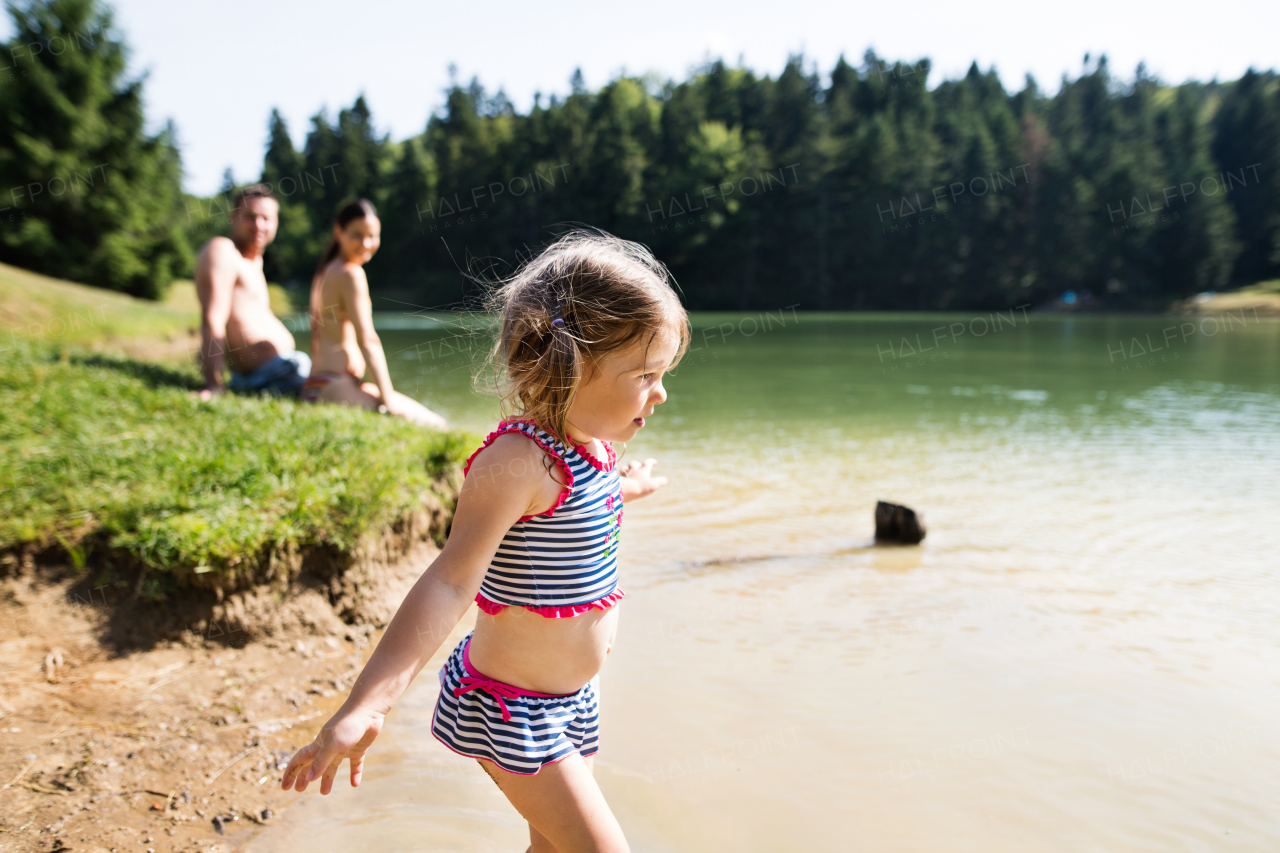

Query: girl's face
[[566, 328, 681, 445], [334, 215, 381, 264]]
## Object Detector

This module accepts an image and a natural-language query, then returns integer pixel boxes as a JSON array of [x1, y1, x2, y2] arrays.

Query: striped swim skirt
[[430, 633, 600, 775]]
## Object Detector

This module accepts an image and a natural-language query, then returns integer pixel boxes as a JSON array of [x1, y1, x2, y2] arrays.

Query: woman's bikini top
[[463, 420, 625, 618]]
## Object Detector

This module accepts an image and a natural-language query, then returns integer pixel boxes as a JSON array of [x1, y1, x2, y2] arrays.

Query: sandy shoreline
[[0, 564, 474, 853], [1171, 285, 1280, 315]]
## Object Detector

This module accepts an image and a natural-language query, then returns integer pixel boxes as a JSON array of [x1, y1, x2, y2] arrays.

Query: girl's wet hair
[[315, 198, 378, 278], [484, 230, 689, 447]]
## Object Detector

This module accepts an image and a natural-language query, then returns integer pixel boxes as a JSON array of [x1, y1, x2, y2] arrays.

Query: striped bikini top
[[463, 420, 625, 618]]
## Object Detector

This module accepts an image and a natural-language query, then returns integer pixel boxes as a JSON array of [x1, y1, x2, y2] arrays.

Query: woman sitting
[[302, 199, 447, 429]]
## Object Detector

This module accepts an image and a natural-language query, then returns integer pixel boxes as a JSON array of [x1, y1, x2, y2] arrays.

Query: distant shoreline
[[1168, 282, 1280, 316]]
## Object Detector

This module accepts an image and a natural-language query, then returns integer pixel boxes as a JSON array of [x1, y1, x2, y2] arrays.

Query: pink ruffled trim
[[481, 417, 617, 473], [475, 587, 626, 619], [572, 440, 617, 473], [463, 420, 574, 521]]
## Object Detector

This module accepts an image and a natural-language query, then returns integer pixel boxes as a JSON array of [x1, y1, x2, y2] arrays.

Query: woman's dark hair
[[314, 198, 378, 278]]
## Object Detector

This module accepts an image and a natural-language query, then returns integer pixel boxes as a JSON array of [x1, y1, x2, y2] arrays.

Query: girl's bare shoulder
[[471, 431, 552, 472], [467, 431, 569, 491]]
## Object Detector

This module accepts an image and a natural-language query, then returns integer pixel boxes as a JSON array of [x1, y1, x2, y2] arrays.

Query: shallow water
[[257, 310, 1280, 852]]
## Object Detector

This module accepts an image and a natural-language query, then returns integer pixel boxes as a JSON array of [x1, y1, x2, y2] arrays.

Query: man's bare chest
[[230, 264, 271, 311]]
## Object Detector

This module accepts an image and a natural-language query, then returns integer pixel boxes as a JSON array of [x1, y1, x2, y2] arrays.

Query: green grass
[[1, 342, 471, 599], [0, 261, 310, 362], [1, 261, 197, 351]]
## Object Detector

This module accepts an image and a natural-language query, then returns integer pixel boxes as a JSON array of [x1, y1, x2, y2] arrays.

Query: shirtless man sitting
[[194, 184, 310, 399]]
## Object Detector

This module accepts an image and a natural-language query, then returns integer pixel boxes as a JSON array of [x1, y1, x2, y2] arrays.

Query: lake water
[[255, 310, 1280, 852]]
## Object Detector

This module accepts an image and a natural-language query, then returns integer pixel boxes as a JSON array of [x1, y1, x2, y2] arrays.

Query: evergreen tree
[[253, 96, 393, 285], [260, 109, 311, 285], [351, 55, 1262, 310], [1212, 71, 1280, 284], [377, 134, 441, 302], [1146, 84, 1239, 297], [7, 5, 1275, 310], [0, 0, 189, 298]]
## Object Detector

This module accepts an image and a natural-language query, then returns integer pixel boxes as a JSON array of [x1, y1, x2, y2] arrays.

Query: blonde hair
[[483, 230, 689, 447]]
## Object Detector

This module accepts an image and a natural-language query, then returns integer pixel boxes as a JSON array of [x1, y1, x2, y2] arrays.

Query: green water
[[344, 309, 1280, 434], [268, 311, 1280, 853]]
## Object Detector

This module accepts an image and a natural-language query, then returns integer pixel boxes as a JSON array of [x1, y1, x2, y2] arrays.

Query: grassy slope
[[1, 261, 196, 351], [1176, 280, 1280, 314], [0, 265, 471, 600], [1, 261, 304, 358]]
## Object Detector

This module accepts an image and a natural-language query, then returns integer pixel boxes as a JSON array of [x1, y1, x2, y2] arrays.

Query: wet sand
[[0, 570, 476, 853]]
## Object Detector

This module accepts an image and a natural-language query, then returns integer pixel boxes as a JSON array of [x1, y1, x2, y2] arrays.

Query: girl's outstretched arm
[[280, 435, 557, 795], [620, 457, 666, 501]]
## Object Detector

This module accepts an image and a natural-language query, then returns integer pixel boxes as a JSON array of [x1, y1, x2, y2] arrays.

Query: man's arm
[[195, 238, 238, 395]]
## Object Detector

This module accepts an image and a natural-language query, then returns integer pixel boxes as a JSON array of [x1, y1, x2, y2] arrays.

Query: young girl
[[281, 231, 689, 851], [303, 198, 448, 428]]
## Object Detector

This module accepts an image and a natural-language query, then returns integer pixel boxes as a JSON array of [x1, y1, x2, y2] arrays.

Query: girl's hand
[[620, 458, 667, 500], [280, 705, 385, 795]]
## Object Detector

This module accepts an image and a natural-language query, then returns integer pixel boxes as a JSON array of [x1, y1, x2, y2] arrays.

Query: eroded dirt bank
[[0, 547, 472, 853]]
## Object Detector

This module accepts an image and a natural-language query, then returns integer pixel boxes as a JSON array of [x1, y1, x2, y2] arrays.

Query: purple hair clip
[[551, 317, 566, 328]]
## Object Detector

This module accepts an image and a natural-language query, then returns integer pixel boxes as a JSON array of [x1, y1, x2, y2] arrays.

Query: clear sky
[[5, 0, 1276, 195]]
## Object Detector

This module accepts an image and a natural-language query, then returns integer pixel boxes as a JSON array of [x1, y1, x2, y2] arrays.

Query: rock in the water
[[874, 501, 926, 544]]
